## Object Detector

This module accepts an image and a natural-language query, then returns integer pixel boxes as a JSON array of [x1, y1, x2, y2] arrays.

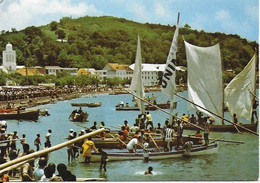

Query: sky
[[0, 0, 258, 42]]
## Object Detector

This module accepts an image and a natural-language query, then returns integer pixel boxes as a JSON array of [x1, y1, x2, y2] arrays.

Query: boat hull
[[183, 123, 258, 132], [69, 112, 89, 122], [92, 136, 198, 149], [71, 102, 102, 107], [0, 109, 39, 121], [79, 142, 218, 162]]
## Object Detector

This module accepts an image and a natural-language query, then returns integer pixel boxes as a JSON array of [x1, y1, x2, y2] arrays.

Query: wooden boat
[[91, 135, 198, 149], [0, 107, 25, 113], [147, 101, 177, 109], [183, 123, 258, 132], [71, 102, 102, 107], [115, 101, 177, 111], [87, 102, 102, 107], [79, 142, 218, 162], [0, 109, 39, 121], [115, 105, 157, 111], [69, 112, 88, 122]]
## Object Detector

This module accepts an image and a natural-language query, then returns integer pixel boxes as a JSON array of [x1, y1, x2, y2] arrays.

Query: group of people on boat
[[69, 107, 84, 121], [180, 111, 215, 126]]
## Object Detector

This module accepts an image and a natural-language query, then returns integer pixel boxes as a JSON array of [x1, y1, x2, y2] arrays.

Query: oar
[[233, 124, 241, 134], [211, 136, 224, 142], [109, 133, 127, 146], [186, 135, 245, 144], [148, 133, 161, 152], [249, 89, 258, 100]]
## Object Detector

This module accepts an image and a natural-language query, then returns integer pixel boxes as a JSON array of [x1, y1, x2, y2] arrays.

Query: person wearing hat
[[0, 120, 7, 130]]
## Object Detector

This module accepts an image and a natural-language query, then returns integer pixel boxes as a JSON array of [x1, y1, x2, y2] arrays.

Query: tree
[[50, 21, 58, 31], [55, 29, 66, 41], [11, 28, 17, 32], [24, 26, 43, 43], [0, 72, 6, 85], [184, 24, 191, 30]]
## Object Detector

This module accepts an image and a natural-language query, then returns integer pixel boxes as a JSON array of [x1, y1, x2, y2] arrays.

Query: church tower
[[2, 42, 16, 72]]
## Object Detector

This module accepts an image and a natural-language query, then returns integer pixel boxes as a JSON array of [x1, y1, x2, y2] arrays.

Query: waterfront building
[[129, 63, 165, 86], [103, 63, 133, 79], [15, 66, 46, 76], [45, 66, 78, 76]]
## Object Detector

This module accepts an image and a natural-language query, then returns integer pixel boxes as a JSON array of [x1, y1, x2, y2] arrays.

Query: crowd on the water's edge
[[0, 85, 104, 103]]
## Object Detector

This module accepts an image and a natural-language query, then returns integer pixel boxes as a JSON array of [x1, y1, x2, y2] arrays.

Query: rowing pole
[[0, 158, 35, 174], [109, 133, 127, 146], [184, 135, 245, 144], [124, 90, 204, 131], [0, 128, 105, 170], [174, 92, 259, 136], [148, 134, 161, 152], [249, 89, 259, 100]]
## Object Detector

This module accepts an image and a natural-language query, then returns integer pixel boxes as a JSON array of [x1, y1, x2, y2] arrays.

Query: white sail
[[130, 35, 145, 114], [184, 41, 223, 124], [161, 13, 180, 100], [224, 54, 256, 122]]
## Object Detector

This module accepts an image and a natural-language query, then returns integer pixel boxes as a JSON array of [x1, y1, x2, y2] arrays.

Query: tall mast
[[221, 44, 225, 125]]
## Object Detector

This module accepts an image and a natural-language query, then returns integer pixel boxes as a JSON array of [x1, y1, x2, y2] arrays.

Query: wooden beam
[[0, 128, 105, 170]]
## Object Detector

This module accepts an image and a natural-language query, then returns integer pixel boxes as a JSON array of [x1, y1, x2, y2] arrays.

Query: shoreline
[[0, 90, 110, 110]]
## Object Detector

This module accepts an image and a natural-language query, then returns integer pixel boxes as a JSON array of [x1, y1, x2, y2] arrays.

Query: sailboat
[[129, 34, 146, 114], [182, 42, 258, 132]]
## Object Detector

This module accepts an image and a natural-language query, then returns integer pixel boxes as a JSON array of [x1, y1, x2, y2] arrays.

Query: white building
[[1, 42, 16, 73], [45, 66, 62, 76], [45, 66, 78, 76], [129, 64, 166, 86], [103, 63, 133, 79], [95, 70, 107, 81]]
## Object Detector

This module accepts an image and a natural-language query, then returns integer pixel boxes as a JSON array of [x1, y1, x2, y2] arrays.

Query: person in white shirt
[[126, 136, 140, 153], [33, 158, 47, 181], [164, 125, 174, 151]]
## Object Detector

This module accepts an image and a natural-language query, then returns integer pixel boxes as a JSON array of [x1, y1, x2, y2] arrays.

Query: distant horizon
[[0, 0, 258, 42]]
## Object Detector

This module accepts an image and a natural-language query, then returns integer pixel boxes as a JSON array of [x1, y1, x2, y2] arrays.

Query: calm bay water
[[6, 91, 259, 181]]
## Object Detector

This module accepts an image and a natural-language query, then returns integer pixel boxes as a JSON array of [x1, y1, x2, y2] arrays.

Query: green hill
[[0, 15, 258, 76]]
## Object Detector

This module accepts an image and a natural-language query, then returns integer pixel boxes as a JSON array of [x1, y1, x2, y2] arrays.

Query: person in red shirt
[[194, 130, 202, 144], [121, 126, 128, 141]]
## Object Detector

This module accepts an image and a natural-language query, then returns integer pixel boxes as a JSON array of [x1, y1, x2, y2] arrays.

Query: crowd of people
[[0, 85, 105, 103], [0, 124, 77, 181]]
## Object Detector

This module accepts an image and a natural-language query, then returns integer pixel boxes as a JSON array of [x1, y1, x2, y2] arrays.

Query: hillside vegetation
[[0, 15, 258, 83]]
